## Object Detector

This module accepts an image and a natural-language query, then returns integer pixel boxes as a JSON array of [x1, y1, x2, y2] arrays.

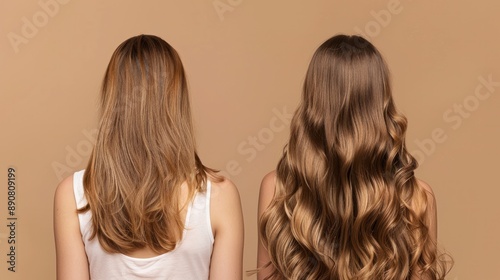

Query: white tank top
[[73, 170, 214, 280]]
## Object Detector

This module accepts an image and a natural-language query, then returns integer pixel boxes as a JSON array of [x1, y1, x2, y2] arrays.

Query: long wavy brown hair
[[259, 35, 450, 279], [78, 35, 218, 254]]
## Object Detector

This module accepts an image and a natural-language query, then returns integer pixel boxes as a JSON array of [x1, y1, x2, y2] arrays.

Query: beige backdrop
[[1, 0, 499, 279]]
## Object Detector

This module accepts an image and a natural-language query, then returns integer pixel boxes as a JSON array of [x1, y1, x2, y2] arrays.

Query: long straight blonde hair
[[259, 35, 450, 279], [79, 35, 218, 254]]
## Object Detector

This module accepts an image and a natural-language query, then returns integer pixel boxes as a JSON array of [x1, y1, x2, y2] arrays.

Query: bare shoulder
[[209, 176, 243, 222], [207, 176, 244, 279], [416, 178, 437, 209], [54, 173, 90, 280], [416, 178, 434, 194], [416, 179, 436, 198], [261, 171, 277, 189], [258, 171, 277, 214], [210, 176, 241, 201], [209, 176, 244, 242], [54, 174, 75, 208]]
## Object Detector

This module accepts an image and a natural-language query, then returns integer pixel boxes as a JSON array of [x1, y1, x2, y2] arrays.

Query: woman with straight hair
[[54, 35, 244, 280], [257, 35, 450, 279]]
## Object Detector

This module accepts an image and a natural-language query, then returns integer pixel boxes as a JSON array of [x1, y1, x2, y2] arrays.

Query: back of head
[[299, 35, 398, 172], [81, 35, 211, 254], [260, 35, 448, 279], [99, 34, 195, 171]]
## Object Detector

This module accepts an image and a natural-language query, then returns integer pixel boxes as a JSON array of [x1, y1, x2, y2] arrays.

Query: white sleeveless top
[[73, 170, 214, 280]]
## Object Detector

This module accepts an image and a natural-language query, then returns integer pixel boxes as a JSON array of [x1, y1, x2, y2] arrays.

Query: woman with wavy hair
[[258, 35, 450, 279], [54, 35, 244, 280]]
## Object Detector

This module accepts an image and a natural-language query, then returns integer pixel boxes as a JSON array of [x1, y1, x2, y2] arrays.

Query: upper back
[[73, 169, 214, 280]]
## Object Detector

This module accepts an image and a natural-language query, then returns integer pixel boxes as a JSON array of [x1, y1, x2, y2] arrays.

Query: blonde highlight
[[259, 35, 450, 279]]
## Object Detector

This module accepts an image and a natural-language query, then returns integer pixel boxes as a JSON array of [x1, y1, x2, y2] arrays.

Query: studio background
[[1, 1, 499, 279]]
